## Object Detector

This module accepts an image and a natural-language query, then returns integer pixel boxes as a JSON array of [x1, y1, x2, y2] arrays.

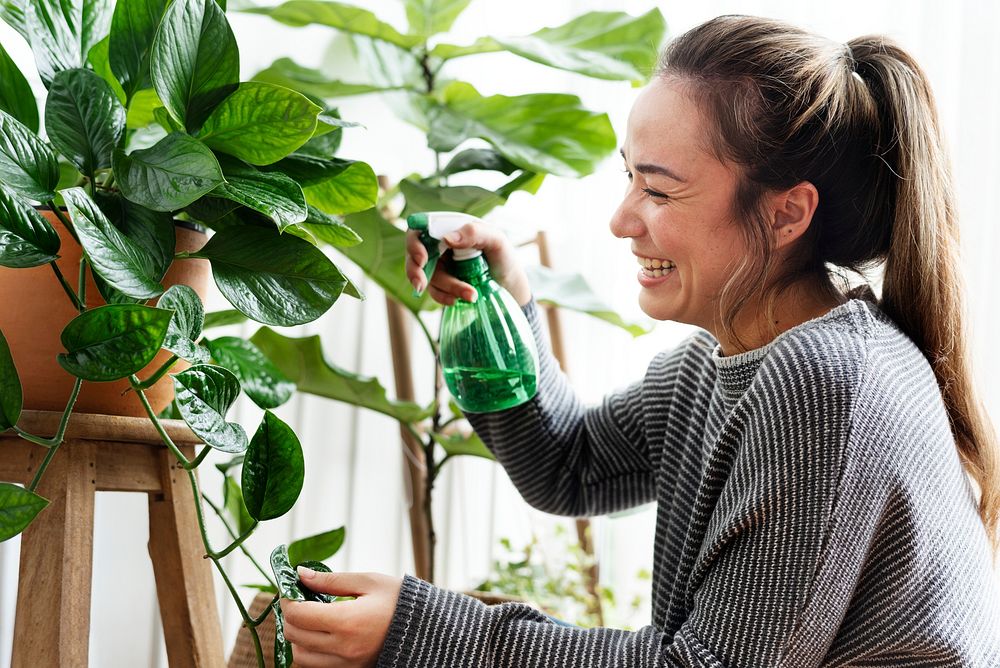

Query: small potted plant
[[0, 0, 377, 663]]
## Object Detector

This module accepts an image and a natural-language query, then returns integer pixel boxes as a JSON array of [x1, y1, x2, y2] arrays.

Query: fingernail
[[444, 232, 461, 243], [467, 290, 478, 303], [297, 566, 316, 580]]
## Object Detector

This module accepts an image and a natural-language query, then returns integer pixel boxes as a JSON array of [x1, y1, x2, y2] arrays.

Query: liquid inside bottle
[[439, 256, 538, 413]]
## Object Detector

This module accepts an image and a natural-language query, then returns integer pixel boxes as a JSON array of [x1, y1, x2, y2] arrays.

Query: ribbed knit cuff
[[376, 574, 432, 668]]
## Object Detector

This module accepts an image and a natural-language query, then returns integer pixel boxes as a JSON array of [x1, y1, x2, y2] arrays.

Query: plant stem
[[24, 377, 83, 490], [47, 203, 80, 244], [210, 520, 260, 560], [186, 445, 211, 469], [132, 354, 179, 390], [251, 595, 279, 627], [77, 257, 87, 310], [208, 552, 264, 666], [49, 262, 83, 310], [202, 494, 276, 588], [414, 313, 439, 359], [130, 375, 191, 468]]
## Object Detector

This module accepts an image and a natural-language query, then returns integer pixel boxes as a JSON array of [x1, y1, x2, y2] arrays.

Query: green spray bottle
[[407, 211, 539, 413]]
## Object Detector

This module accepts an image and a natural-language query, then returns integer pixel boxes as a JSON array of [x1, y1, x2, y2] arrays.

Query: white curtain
[[1, 1, 998, 664]]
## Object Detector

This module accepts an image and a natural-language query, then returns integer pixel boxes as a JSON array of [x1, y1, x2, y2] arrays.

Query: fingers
[[282, 618, 334, 653], [281, 600, 337, 633], [405, 231, 428, 292]]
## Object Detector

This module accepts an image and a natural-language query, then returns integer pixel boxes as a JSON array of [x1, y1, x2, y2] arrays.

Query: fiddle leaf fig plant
[[0, 0, 377, 664]]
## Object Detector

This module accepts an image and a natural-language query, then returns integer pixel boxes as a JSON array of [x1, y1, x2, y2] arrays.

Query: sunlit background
[[1, 0, 998, 664]]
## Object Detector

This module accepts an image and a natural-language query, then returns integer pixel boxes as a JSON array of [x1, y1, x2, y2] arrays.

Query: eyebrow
[[620, 148, 687, 183]]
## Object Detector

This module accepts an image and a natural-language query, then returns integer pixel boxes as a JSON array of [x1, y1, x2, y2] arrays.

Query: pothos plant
[[0, 0, 380, 664], [242, 0, 665, 585]]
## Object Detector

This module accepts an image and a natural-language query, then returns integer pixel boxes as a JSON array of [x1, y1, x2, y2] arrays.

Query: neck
[[712, 280, 847, 357]]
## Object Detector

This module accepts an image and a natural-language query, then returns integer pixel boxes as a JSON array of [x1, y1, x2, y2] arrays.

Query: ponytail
[[849, 37, 1000, 557]]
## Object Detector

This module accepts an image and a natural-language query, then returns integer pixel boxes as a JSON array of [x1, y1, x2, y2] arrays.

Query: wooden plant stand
[[0, 410, 225, 667]]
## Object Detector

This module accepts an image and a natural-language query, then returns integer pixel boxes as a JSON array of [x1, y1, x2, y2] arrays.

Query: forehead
[[623, 77, 712, 167]]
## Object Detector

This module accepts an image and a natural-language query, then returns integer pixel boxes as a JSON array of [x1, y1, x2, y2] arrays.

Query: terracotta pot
[[0, 207, 211, 417]]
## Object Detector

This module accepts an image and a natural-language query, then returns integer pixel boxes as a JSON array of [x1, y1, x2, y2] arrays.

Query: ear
[[771, 181, 819, 249]]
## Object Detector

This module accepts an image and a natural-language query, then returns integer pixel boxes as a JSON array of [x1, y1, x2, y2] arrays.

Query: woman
[[280, 15, 1000, 667]]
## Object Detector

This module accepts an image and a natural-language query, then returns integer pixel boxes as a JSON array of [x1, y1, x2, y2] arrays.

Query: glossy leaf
[[432, 430, 494, 461], [404, 0, 470, 37], [0, 0, 29, 41], [172, 364, 248, 453], [300, 205, 362, 248], [57, 304, 173, 381], [0, 329, 21, 431], [287, 526, 345, 566], [0, 483, 48, 542], [86, 36, 127, 105], [204, 309, 248, 329], [270, 544, 305, 601], [223, 474, 254, 536], [94, 191, 175, 281], [0, 187, 60, 268], [45, 68, 126, 176], [197, 82, 322, 166], [428, 36, 502, 61], [204, 336, 295, 409], [338, 208, 433, 313], [210, 156, 307, 231], [242, 1, 423, 49], [61, 187, 163, 299], [252, 58, 403, 100], [525, 264, 653, 337], [150, 0, 239, 133], [113, 132, 225, 211], [425, 81, 616, 178], [190, 225, 351, 326], [492, 10, 666, 84], [399, 178, 504, 219], [109, 0, 170, 103], [250, 327, 430, 423], [272, 597, 293, 668], [125, 88, 162, 129], [25, 0, 112, 86], [158, 285, 210, 364], [243, 411, 304, 521], [268, 155, 377, 216], [0, 42, 38, 132], [296, 560, 334, 603], [0, 109, 60, 201], [439, 148, 518, 177]]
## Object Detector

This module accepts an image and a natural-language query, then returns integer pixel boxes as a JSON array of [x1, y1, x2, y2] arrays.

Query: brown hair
[[656, 15, 998, 557]]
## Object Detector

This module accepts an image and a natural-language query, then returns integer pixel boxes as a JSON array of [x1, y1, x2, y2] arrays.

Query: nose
[[609, 195, 645, 239]]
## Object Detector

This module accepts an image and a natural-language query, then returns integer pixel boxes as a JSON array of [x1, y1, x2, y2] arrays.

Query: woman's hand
[[405, 221, 532, 307], [279, 568, 402, 668]]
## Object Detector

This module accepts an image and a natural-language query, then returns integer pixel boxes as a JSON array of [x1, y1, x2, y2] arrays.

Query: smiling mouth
[[636, 255, 676, 278]]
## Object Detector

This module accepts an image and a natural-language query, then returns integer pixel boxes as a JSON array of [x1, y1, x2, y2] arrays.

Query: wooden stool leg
[[11, 440, 97, 668], [147, 448, 225, 668]]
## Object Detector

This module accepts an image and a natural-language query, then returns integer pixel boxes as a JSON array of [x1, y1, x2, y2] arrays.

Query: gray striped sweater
[[377, 297, 1000, 667]]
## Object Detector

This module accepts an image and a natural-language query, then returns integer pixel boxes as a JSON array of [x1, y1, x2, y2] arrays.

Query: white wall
[[1, 0, 998, 664]]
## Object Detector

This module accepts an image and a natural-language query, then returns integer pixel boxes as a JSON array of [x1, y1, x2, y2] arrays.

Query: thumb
[[297, 567, 367, 596], [443, 223, 503, 252]]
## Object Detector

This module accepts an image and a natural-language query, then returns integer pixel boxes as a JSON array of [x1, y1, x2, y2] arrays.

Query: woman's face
[[610, 77, 749, 330]]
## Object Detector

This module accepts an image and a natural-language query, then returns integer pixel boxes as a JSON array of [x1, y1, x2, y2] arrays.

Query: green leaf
[[150, 0, 239, 133], [214, 453, 244, 475], [404, 0, 470, 37], [0, 483, 48, 542], [0, 187, 60, 268], [197, 82, 322, 166], [491, 10, 666, 84], [210, 156, 308, 231], [0, 109, 60, 201], [0, 0, 29, 41], [337, 207, 433, 313], [152, 106, 181, 133], [252, 58, 404, 99], [432, 430, 494, 461], [191, 225, 351, 326], [272, 597, 293, 667], [57, 304, 173, 381], [61, 187, 163, 299], [204, 336, 295, 409], [269, 543, 305, 600], [439, 148, 518, 177], [223, 474, 255, 536], [242, 1, 423, 49], [425, 81, 616, 178], [268, 155, 377, 216], [158, 284, 210, 364], [86, 36, 128, 106], [125, 88, 162, 129], [109, 0, 170, 103], [250, 327, 430, 423], [524, 265, 653, 337], [243, 411, 304, 521], [204, 309, 248, 329], [0, 328, 22, 431], [399, 178, 505, 219], [113, 132, 225, 212], [94, 191, 175, 281], [45, 68, 126, 177], [295, 559, 334, 603], [429, 36, 502, 61], [171, 364, 248, 453], [0, 42, 39, 133], [24, 0, 112, 86], [299, 204, 362, 248], [287, 526, 345, 566]]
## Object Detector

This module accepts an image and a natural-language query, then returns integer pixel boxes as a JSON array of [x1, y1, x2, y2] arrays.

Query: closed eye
[[623, 168, 669, 199]]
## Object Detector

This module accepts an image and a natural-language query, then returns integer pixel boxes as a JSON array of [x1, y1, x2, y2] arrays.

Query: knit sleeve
[[463, 299, 691, 517]]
